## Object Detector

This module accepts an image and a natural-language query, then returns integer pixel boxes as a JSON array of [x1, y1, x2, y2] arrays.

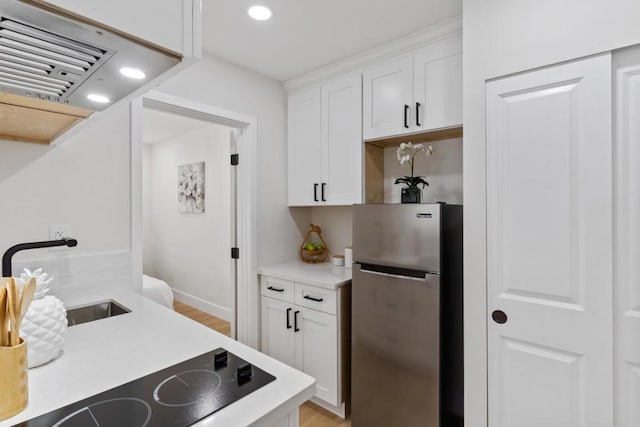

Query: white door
[[261, 297, 295, 367], [414, 44, 462, 130], [288, 87, 322, 206], [613, 47, 640, 427], [294, 307, 338, 406], [486, 54, 613, 427], [363, 56, 413, 140], [321, 72, 363, 205]]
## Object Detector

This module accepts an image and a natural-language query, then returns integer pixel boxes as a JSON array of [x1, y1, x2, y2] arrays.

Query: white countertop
[[258, 261, 352, 290], [0, 288, 314, 427]]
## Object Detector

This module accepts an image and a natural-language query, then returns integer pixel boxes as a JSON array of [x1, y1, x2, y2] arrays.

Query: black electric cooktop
[[15, 348, 276, 427]]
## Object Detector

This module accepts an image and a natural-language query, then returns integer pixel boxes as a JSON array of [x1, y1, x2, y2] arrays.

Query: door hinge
[[231, 247, 240, 259], [231, 154, 239, 166]]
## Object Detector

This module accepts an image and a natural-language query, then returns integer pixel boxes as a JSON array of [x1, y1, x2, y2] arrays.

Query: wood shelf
[[364, 126, 463, 203], [0, 93, 93, 144]]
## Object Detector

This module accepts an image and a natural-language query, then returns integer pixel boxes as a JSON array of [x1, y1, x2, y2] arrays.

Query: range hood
[[0, 0, 181, 143]]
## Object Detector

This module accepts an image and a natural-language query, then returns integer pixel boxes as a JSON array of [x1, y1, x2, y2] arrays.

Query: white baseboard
[[310, 397, 346, 419], [172, 288, 232, 321]]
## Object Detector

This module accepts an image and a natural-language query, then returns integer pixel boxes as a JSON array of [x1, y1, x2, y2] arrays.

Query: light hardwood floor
[[173, 301, 351, 427]]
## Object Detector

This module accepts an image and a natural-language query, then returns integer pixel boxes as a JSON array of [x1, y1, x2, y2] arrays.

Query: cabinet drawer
[[261, 276, 295, 303], [294, 283, 337, 315]]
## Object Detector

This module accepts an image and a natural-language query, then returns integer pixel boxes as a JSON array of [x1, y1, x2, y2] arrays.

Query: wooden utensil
[[0, 287, 7, 347], [15, 278, 36, 339], [6, 278, 18, 347]]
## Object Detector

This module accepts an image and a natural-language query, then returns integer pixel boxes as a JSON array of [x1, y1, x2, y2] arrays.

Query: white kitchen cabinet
[[363, 38, 462, 140], [39, 0, 195, 55], [294, 307, 338, 406], [414, 44, 462, 131], [486, 53, 613, 427], [288, 73, 362, 206], [362, 56, 414, 140], [259, 264, 351, 419], [288, 87, 323, 206]]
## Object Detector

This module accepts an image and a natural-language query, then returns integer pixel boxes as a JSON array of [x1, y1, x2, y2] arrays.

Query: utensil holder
[[0, 338, 28, 421]]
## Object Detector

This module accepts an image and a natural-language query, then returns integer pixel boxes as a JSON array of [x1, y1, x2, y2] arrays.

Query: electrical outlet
[[49, 225, 70, 251]]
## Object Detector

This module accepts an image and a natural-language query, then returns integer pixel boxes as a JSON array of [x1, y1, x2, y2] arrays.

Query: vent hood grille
[[0, 17, 111, 102]]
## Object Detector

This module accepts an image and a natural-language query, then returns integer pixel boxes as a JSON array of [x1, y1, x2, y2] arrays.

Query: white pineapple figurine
[[15, 268, 68, 368]]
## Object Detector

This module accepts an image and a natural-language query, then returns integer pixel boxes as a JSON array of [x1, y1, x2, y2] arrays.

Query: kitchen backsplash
[[309, 206, 353, 257]]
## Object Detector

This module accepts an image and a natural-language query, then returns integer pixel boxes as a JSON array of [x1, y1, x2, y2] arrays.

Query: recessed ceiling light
[[248, 5, 272, 21], [87, 93, 110, 104], [120, 67, 146, 80]]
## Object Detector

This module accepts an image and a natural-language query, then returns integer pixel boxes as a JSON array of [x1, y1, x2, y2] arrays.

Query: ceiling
[[142, 108, 226, 145], [201, 0, 462, 82]]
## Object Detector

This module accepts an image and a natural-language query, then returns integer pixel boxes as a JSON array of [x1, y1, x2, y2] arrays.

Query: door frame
[[130, 90, 259, 347]]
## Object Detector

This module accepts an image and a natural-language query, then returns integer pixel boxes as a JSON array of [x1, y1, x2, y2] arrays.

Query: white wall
[[0, 103, 132, 292], [383, 138, 462, 204], [144, 121, 232, 319], [463, 1, 640, 426], [156, 53, 311, 266], [309, 207, 352, 258], [142, 144, 154, 275]]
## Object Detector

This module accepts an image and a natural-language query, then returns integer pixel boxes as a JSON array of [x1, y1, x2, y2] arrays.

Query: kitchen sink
[[66, 300, 131, 326]]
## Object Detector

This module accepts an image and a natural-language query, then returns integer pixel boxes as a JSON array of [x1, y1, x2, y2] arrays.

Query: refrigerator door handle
[[359, 267, 429, 282]]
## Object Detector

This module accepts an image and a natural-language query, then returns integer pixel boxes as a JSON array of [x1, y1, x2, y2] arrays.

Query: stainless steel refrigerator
[[351, 203, 463, 427]]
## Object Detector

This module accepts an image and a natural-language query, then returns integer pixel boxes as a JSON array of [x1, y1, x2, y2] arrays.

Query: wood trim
[[364, 144, 384, 203], [0, 93, 92, 118], [23, 0, 183, 60], [366, 126, 463, 148]]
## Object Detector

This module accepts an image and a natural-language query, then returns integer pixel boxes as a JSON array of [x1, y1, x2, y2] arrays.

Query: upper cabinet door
[[288, 87, 322, 206], [414, 43, 462, 130], [321, 72, 363, 205], [363, 56, 413, 140], [486, 53, 613, 427]]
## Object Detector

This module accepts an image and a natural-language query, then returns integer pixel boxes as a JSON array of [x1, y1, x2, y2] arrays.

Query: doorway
[[142, 106, 235, 329], [130, 91, 259, 346]]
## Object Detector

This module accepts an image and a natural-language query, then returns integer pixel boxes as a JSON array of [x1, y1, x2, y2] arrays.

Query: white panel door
[[294, 307, 338, 406], [486, 54, 613, 427], [261, 297, 295, 367], [321, 72, 363, 205], [613, 48, 640, 427], [288, 87, 322, 206], [414, 44, 462, 130], [363, 56, 413, 140]]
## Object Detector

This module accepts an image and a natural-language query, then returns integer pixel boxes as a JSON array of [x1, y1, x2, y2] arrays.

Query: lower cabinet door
[[294, 307, 338, 406], [261, 297, 295, 367]]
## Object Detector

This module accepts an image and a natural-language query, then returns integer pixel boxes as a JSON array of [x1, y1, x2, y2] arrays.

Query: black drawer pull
[[321, 183, 326, 202], [404, 104, 410, 128], [303, 295, 324, 303], [416, 102, 422, 127], [286, 307, 292, 329], [314, 183, 319, 202], [267, 286, 285, 292], [294, 310, 300, 332]]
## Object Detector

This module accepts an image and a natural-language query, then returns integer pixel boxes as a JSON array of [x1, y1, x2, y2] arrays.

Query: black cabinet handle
[[492, 310, 508, 324], [416, 102, 422, 127], [404, 105, 410, 128], [313, 183, 318, 202], [303, 295, 324, 303], [267, 286, 284, 292], [286, 308, 292, 329], [294, 310, 300, 332], [321, 183, 326, 202]]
